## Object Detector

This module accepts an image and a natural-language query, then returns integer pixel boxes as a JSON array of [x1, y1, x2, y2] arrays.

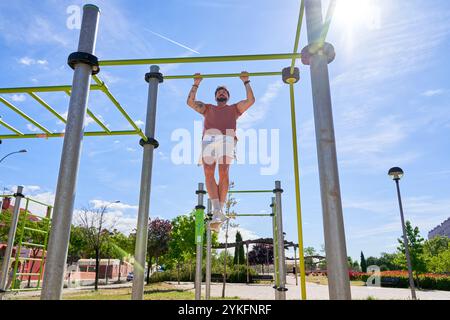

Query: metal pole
[[131, 65, 163, 300], [303, 0, 351, 300], [395, 180, 417, 300], [274, 181, 287, 300], [246, 243, 250, 284], [271, 197, 280, 299], [205, 199, 212, 300], [41, 5, 100, 300], [195, 183, 206, 300], [0, 186, 24, 291], [294, 245, 299, 286]]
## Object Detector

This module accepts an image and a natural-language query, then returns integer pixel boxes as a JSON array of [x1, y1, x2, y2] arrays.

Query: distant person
[[187, 71, 256, 232]]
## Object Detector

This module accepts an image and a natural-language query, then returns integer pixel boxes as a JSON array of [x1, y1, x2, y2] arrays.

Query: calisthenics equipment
[[0, 0, 351, 300], [195, 182, 287, 300], [0, 187, 52, 292]]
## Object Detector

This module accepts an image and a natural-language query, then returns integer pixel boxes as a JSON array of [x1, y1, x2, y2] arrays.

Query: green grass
[[305, 275, 366, 287], [8, 282, 242, 300]]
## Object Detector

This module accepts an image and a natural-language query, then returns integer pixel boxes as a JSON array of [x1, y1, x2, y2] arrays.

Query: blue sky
[[0, 0, 449, 262]]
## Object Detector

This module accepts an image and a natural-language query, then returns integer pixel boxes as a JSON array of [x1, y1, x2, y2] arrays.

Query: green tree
[[377, 252, 402, 271], [167, 212, 196, 281], [394, 221, 427, 281], [146, 218, 172, 284], [304, 247, 316, 272], [76, 205, 116, 291], [360, 251, 367, 272], [423, 236, 450, 273], [233, 231, 245, 265], [68, 225, 91, 264]]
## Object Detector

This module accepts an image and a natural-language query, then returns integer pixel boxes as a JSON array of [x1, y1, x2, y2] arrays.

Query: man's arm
[[236, 71, 256, 114], [187, 73, 206, 114]]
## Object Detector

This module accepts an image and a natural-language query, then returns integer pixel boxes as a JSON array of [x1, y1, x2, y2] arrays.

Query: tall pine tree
[[360, 251, 367, 272], [233, 231, 245, 265]]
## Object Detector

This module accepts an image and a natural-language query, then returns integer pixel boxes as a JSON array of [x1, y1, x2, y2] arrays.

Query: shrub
[[355, 270, 450, 291]]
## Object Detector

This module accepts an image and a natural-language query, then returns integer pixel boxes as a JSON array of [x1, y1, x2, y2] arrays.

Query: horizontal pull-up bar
[[165, 71, 281, 80], [229, 190, 273, 194], [0, 85, 103, 94], [0, 130, 140, 140], [26, 197, 53, 208], [99, 53, 302, 67], [228, 213, 273, 217]]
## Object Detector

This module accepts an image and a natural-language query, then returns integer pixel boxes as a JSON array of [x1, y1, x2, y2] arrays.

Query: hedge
[[349, 270, 450, 291]]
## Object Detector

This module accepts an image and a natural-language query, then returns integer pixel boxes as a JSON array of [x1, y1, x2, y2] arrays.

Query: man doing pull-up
[[187, 71, 256, 232]]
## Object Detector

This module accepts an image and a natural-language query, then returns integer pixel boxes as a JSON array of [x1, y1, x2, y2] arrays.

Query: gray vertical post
[[205, 199, 212, 300], [246, 243, 250, 284], [395, 180, 417, 300], [302, 0, 351, 300], [41, 5, 100, 300], [271, 196, 280, 299], [131, 65, 163, 300], [195, 183, 205, 300], [274, 181, 287, 300], [0, 186, 24, 291]]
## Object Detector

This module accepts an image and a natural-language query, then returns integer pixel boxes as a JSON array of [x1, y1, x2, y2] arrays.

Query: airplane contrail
[[145, 29, 200, 54]]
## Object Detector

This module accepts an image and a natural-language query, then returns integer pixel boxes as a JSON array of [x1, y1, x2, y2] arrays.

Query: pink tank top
[[202, 103, 242, 137]]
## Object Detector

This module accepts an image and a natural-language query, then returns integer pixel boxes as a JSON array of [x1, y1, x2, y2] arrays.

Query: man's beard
[[217, 97, 228, 103]]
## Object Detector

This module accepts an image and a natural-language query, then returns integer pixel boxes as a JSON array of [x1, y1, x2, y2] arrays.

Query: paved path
[[169, 275, 450, 300]]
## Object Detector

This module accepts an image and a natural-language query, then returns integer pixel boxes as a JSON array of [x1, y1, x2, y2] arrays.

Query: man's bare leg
[[218, 156, 233, 212], [203, 159, 219, 202]]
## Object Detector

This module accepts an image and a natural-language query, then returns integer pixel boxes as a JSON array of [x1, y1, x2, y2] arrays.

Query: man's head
[[215, 86, 230, 103]]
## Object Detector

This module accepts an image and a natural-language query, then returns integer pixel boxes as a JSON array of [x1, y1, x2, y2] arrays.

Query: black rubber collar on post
[[13, 192, 25, 198], [301, 42, 335, 66], [277, 287, 289, 292], [273, 188, 284, 194], [139, 137, 159, 149], [195, 190, 207, 195], [195, 205, 206, 210], [145, 72, 164, 83], [68, 52, 100, 75], [282, 67, 300, 84]]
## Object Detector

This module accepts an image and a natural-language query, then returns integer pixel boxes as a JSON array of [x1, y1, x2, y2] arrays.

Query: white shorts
[[198, 134, 236, 166]]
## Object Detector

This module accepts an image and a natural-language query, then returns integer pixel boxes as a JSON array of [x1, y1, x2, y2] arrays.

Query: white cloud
[[19, 57, 48, 66], [134, 120, 145, 127], [89, 199, 139, 211], [26, 124, 39, 132], [11, 94, 26, 102], [126, 147, 136, 152], [19, 57, 34, 66], [422, 89, 445, 97]]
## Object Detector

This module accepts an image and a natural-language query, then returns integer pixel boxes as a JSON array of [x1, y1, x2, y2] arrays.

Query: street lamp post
[[388, 167, 417, 300], [0, 150, 27, 163]]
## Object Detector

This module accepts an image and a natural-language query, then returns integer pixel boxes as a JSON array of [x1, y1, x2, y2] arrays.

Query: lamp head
[[388, 167, 404, 180]]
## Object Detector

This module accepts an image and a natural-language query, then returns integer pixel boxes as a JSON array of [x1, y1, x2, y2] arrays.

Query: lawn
[[8, 282, 240, 300], [305, 275, 366, 287]]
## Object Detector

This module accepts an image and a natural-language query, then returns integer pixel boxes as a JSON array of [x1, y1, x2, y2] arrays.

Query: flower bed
[[349, 270, 450, 291]]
